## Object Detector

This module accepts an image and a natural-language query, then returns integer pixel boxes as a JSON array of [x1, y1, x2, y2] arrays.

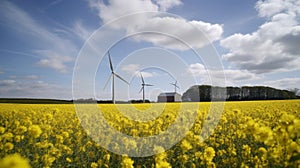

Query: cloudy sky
[[0, 0, 299, 100]]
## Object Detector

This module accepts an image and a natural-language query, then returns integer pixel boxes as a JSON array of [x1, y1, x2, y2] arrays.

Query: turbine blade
[[145, 84, 153, 86], [103, 73, 113, 90], [115, 73, 129, 85], [176, 85, 180, 89], [140, 73, 145, 84], [108, 51, 114, 72], [139, 87, 143, 93]]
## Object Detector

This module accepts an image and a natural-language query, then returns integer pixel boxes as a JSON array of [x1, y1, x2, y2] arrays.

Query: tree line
[[182, 85, 299, 102]]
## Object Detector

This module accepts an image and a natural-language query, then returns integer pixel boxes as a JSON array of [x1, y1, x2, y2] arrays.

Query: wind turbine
[[170, 80, 179, 93], [104, 51, 129, 104], [139, 73, 153, 103]]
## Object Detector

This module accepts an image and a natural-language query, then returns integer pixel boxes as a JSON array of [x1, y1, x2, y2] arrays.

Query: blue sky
[[0, 0, 299, 100]]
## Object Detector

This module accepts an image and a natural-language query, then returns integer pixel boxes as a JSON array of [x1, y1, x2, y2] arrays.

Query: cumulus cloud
[[263, 77, 300, 91], [154, 0, 182, 11], [121, 64, 141, 73], [187, 63, 260, 86], [132, 17, 223, 50], [121, 64, 156, 78], [35, 50, 73, 73], [221, 0, 300, 74], [89, 0, 223, 50]]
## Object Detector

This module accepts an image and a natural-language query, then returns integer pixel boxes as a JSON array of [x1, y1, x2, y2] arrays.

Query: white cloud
[[0, 80, 16, 86], [140, 71, 155, 78], [0, 1, 77, 73], [8, 75, 40, 80], [121, 64, 141, 73], [132, 17, 223, 50], [221, 0, 300, 74], [187, 63, 260, 86], [25, 75, 40, 80], [35, 50, 73, 73], [0, 79, 71, 99], [89, 0, 223, 50], [121, 64, 156, 78], [47, 0, 64, 7], [89, 0, 158, 29], [186, 63, 207, 76], [255, 0, 300, 18], [73, 20, 94, 41], [263, 77, 300, 90], [154, 0, 182, 11]]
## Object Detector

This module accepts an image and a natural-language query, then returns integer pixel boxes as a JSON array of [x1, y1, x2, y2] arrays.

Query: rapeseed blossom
[[0, 100, 299, 167]]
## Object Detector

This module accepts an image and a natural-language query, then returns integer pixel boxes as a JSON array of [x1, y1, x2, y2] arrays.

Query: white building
[[157, 92, 182, 102]]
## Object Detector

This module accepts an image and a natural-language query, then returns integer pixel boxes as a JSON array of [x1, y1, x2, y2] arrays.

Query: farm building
[[157, 92, 182, 102]]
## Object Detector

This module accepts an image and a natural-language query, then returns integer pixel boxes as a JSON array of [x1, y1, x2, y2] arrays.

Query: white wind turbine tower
[[139, 73, 153, 103], [170, 80, 179, 93], [104, 51, 129, 104]]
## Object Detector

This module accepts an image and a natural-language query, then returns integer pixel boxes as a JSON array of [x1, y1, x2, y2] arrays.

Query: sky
[[0, 0, 299, 101]]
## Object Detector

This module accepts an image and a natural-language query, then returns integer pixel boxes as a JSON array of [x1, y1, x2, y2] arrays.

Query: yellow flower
[[155, 160, 172, 168], [258, 147, 267, 159], [241, 162, 249, 168], [42, 154, 56, 166], [287, 141, 299, 153], [16, 126, 27, 135], [103, 153, 110, 162], [45, 113, 53, 120], [178, 154, 189, 163], [0, 153, 31, 168], [204, 147, 215, 163], [255, 126, 273, 143], [66, 157, 72, 163], [279, 112, 295, 126], [180, 139, 192, 152], [3, 132, 14, 141], [28, 125, 42, 138], [14, 135, 23, 143], [62, 131, 69, 138], [4, 142, 14, 151], [55, 135, 64, 143], [122, 156, 134, 168], [91, 162, 98, 168], [0, 126, 6, 134], [242, 145, 251, 156]]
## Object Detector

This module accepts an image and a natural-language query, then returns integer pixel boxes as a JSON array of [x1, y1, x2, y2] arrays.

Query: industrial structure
[[157, 92, 182, 102]]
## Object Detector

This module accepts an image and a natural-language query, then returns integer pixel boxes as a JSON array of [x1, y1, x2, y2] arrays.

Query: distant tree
[[289, 88, 300, 96]]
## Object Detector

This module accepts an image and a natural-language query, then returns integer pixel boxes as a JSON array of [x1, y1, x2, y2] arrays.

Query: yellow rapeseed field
[[0, 100, 299, 167]]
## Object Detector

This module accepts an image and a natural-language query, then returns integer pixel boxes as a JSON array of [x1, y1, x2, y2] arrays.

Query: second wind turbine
[[170, 80, 179, 93], [139, 73, 153, 103]]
